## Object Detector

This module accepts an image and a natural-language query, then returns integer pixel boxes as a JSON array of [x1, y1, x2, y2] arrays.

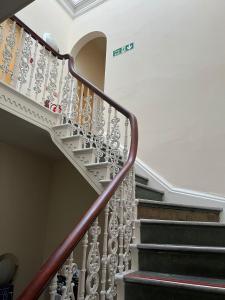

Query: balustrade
[[0, 17, 138, 300]]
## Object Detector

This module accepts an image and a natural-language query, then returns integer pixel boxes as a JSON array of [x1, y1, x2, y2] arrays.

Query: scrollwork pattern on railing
[[82, 89, 93, 148], [0, 17, 138, 300], [34, 47, 47, 100], [85, 219, 101, 300], [46, 55, 59, 105], [93, 95, 105, 163], [109, 109, 121, 176], [61, 72, 72, 120], [17, 33, 33, 91], [1, 21, 16, 80]]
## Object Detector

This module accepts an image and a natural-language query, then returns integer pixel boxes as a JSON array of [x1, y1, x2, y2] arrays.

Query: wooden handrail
[[11, 16, 138, 300]]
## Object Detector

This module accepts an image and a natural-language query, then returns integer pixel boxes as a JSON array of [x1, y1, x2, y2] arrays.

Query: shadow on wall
[[71, 31, 107, 91]]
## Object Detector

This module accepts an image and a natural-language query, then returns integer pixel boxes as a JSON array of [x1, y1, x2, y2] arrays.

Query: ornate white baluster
[[61, 72, 72, 123], [11, 26, 24, 88], [82, 88, 92, 148], [92, 95, 105, 163], [67, 78, 77, 124], [78, 232, 88, 300], [17, 33, 33, 92], [109, 109, 121, 177], [123, 118, 129, 161], [85, 219, 101, 300], [118, 184, 124, 274], [131, 168, 137, 244], [106, 195, 119, 299], [74, 84, 81, 126], [123, 170, 135, 271], [33, 46, 47, 102], [46, 55, 59, 108], [100, 204, 109, 300], [105, 105, 112, 163], [1, 20, 16, 81], [42, 50, 51, 105], [78, 83, 84, 130], [60, 252, 77, 300], [49, 274, 58, 300], [26, 39, 38, 97], [57, 58, 65, 107]]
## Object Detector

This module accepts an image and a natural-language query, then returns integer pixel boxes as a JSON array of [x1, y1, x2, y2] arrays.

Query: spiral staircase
[[0, 12, 225, 300]]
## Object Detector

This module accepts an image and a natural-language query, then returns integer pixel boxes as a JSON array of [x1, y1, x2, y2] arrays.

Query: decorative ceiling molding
[[57, 0, 107, 19]]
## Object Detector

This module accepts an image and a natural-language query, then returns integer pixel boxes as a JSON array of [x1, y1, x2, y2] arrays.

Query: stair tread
[[61, 135, 80, 141], [85, 162, 110, 168], [136, 243, 225, 253], [138, 199, 223, 212], [136, 183, 164, 194], [99, 179, 111, 184], [53, 123, 72, 129], [73, 147, 95, 153], [139, 219, 224, 226], [124, 271, 225, 291]]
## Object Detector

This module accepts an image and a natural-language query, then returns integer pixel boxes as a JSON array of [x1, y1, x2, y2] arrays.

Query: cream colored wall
[[0, 142, 52, 295], [67, 0, 225, 197], [16, 0, 73, 53], [73, 37, 106, 90], [0, 142, 97, 295], [15, 0, 225, 196]]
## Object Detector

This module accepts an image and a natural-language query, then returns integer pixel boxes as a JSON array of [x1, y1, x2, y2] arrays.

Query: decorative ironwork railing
[[0, 16, 138, 300]]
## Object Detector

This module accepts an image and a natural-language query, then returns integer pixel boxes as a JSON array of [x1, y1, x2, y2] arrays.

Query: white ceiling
[[57, 0, 107, 19]]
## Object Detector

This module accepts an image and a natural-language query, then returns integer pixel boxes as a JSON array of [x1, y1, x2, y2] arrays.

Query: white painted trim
[[135, 157, 225, 204], [57, 0, 107, 19]]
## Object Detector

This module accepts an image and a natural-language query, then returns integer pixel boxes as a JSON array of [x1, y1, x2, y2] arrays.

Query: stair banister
[[11, 15, 134, 118], [3, 16, 138, 299]]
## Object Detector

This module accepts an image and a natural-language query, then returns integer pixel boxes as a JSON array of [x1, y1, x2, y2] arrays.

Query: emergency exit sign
[[113, 42, 134, 57]]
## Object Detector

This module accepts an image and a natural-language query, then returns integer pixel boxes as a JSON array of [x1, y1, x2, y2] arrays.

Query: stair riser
[[86, 165, 111, 181], [140, 223, 225, 246], [138, 206, 220, 222], [54, 125, 73, 138], [136, 187, 163, 201], [135, 175, 148, 185], [138, 249, 225, 278], [125, 282, 225, 300], [73, 150, 96, 164]]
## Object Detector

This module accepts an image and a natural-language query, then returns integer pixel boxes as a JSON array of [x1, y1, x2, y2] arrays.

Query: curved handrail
[[11, 16, 138, 300]]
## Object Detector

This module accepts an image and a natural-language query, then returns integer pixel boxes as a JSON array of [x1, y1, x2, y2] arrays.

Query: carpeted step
[[135, 174, 149, 185], [137, 200, 221, 222], [139, 219, 225, 246], [136, 183, 164, 201], [124, 271, 225, 300], [137, 244, 225, 278]]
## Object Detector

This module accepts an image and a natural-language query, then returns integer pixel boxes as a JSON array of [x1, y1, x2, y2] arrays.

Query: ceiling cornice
[[57, 0, 107, 19]]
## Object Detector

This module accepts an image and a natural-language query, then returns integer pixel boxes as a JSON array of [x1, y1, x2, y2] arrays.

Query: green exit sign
[[113, 42, 134, 57]]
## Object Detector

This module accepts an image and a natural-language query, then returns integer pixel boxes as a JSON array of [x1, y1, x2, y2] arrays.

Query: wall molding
[[0, 81, 59, 130], [135, 157, 225, 204]]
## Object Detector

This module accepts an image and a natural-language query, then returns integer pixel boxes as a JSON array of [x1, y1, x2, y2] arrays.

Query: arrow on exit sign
[[113, 42, 134, 57]]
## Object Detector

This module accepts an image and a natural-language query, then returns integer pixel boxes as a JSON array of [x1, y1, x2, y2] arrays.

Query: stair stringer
[[0, 81, 105, 194], [50, 130, 104, 194]]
